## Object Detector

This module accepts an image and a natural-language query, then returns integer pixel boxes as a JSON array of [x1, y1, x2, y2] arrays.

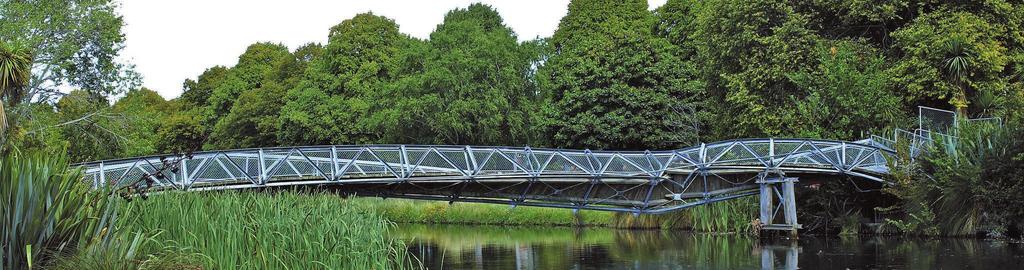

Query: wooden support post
[[758, 176, 801, 235], [782, 178, 799, 237], [759, 182, 773, 226]]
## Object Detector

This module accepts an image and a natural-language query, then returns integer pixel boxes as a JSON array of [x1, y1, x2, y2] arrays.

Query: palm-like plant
[[0, 41, 32, 139], [942, 37, 972, 116]]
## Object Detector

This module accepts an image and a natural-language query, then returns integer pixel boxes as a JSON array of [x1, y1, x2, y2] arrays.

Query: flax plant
[[1, 150, 119, 269]]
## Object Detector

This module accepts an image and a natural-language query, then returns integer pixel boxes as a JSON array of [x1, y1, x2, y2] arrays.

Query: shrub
[[0, 149, 120, 269]]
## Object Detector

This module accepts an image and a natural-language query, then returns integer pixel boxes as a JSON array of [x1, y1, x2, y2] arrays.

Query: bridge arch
[[78, 138, 893, 219]]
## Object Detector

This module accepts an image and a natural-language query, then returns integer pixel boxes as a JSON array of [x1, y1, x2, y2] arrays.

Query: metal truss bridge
[[78, 138, 896, 231]]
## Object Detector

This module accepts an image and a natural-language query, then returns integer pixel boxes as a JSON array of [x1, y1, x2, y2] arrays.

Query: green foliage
[[111, 88, 173, 157], [51, 241, 203, 270], [55, 90, 123, 162], [0, 149, 120, 270], [115, 191, 411, 269], [357, 198, 617, 227], [132, 0, 1021, 156], [12, 88, 176, 161], [885, 121, 1016, 236], [205, 43, 292, 127], [152, 111, 205, 155], [201, 42, 320, 149], [352, 198, 755, 231], [976, 124, 1024, 234], [209, 81, 287, 149], [0, 41, 30, 99], [685, 197, 758, 233], [889, 10, 1012, 116], [278, 13, 413, 145], [397, 4, 539, 145], [541, 0, 700, 150], [0, 40, 31, 143], [686, 0, 821, 138], [786, 41, 905, 139], [179, 66, 228, 108], [0, 0, 139, 101]]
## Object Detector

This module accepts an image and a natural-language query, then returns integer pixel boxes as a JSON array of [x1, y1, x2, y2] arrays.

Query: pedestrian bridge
[[78, 138, 897, 229]]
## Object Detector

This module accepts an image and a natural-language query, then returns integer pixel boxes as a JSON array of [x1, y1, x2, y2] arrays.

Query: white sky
[[119, 0, 668, 99]]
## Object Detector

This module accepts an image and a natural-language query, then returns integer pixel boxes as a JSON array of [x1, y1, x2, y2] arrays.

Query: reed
[[685, 197, 758, 233], [106, 191, 412, 269]]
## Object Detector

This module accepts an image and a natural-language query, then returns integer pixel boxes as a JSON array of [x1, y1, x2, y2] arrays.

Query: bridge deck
[[77, 138, 893, 213]]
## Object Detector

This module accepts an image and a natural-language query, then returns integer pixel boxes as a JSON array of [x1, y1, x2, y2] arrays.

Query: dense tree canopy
[[398, 4, 539, 145], [684, 0, 822, 138], [277, 13, 412, 145], [8, 0, 1019, 161], [540, 0, 700, 150], [110, 88, 174, 156], [2, 0, 1024, 238], [180, 66, 228, 108], [54, 90, 122, 162]]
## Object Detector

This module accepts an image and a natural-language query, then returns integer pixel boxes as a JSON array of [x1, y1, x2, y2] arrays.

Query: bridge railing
[[77, 138, 893, 192]]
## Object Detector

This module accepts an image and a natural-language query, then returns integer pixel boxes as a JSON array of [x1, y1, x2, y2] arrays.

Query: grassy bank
[[351, 198, 618, 227], [350, 197, 757, 233], [57, 191, 413, 269]]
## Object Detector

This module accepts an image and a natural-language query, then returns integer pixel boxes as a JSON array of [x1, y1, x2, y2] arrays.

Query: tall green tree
[[541, 0, 699, 150], [0, 41, 31, 140], [203, 42, 293, 148], [209, 81, 287, 149], [153, 111, 206, 155], [889, 10, 1013, 117], [110, 88, 173, 157], [278, 13, 416, 145], [786, 41, 904, 139], [205, 43, 291, 121], [55, 90, 121, 162], [0, 0, 139, 101], [207, 43, 321, 149], [683, 0, 820, 138], [396, 4, 538, 145], [180, 66, 229, 109]]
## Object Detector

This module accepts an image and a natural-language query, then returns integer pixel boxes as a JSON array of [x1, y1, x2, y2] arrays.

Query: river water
[[397, 224, 1024, 270]]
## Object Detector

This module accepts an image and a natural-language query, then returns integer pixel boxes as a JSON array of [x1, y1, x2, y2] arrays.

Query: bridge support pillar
[[758, 177, 801, 236]]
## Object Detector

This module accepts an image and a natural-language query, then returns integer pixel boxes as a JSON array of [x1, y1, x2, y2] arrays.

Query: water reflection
[[397, 224, 1024, 270]]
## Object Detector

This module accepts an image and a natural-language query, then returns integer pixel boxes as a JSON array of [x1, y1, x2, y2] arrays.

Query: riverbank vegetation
[[3, 0, 1024, 267], [354, 197, 757, 233], [64, 192, 411, 269], [885, 120, 1024, 236], [0, 150, 122, 269], [6, 0, 1022, 162]]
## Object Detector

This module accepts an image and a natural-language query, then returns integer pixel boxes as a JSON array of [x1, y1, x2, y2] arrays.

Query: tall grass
[[0, 150, 120, 270], [686, 197, 757, 234], [886, 120, 1011, 236], [112, 191, 411, 269]]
